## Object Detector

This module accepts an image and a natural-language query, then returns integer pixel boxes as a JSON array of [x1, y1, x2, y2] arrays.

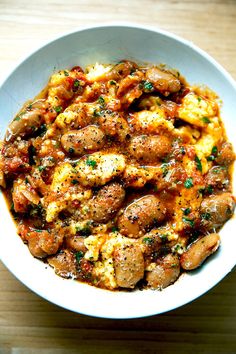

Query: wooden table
[[0, 1, 236, 353]]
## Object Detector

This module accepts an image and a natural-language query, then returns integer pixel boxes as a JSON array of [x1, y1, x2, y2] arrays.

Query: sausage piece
[[180, 233, 220, 270], [118, 195, 166, 238], [88, 183, 125, 222], [215, 142, 235, 166], [61, 126, 105, 156], [5, 99, 47, 141], [129, 135, 172, 162], [114, 243, 144, 288], [146, 254, 180, 289], [48, 250, 77, 278], [106, 60, 138, 81], [146, 67, 181, 95], [200, 193, 235, 231]]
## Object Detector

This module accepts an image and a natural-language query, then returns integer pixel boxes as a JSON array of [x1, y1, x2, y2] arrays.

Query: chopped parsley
[[207, 146, 218, 161], [14, 116, 21, 121], [195, 155, 202, 172], [109, 80, 116, 85], [38, 165, 46, 172], [142, 237, 153, 245], [86, 159, 97, 169], [75, 251, 84, 263], [201, 212, 211, 220], [161, 163, 169, 178], [93, 109, 102, 117], [184, 177, 194, 189], [54, 106, 62, 113], [64, 70, 69, 76], [111, 226, 119, 233], [71, 179, 79, 185], [201, 116, 211, 124], [143, 81, 154, 91], [183, 207, 191, 215], [73, 79, 80, 88], [98, 96, 105, 106], [182, 217, 195, 228], [212, 146, 218, 155]]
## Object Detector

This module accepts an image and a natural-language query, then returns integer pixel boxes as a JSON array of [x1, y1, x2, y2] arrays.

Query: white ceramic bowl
[[0, 24, 235, 319]]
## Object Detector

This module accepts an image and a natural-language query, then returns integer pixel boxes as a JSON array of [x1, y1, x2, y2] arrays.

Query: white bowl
[[0, 24, 235, 319]]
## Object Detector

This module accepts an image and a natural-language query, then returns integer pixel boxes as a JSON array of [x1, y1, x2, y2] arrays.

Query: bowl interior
[[0, 24, 235, 319]]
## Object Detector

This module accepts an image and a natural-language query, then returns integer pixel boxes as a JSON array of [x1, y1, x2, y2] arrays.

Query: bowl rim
[[0, 22, 235, 319]]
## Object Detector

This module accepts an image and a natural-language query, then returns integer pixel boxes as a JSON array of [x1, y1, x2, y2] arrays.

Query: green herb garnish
[[86, 159, 97, 169], [75, 251, 84, 263], [201, 116, 211, 124], [184, 177, 194, 189], [54, 106, 62, 113], [143, 81, 154, 91], [183, 207, 191, 215], [38, 165, 46, 172], [195, 155, 202, 172], [201, 212, 211, 220], [142, 237, 153, 245], [182, 217, 195, 228]]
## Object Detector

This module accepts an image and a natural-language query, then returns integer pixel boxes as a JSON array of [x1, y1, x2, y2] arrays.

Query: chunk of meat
[[146, 254, 180, 289], [145, 67, 181, 95], [114, 243, 144, 288], [48, 250, 77, 278], [200, 193, 235, 231], [180, 233, 220, 270], [65, 235, 88, 253], [118, 195, 166, 238], [105, 60, 138, 81], [5, 100, 49, 141], [61, 126, 105, 156], [25, 229, 63, 259], [12, 177, 40, 213], [88, 183, 125, 222], [205, 166, 229, 190], [76, 152, 126, 187], [129, 135, 172, 162], [215, 142, 235, 166]]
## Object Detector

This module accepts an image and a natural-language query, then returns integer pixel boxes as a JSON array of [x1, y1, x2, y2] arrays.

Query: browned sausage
[[205, 166, 229, 190], [200, 193, 235, 231], [65, 235, 88, 253], [118, 195, 166, 238], [129, 135, 172, 162], [5, 99, 48, 141], [105, 60, 138, 81], [61, 125, 105, 155], [48, 250, 77, 278], [88, 182, 125, 222], [215, 142, 235, 166], [180, 233, 220, 270], [146, 254, 180, 289], [27, 230, 62, 259], [146, 67, 181, 95], [114, 243, 144, 288]]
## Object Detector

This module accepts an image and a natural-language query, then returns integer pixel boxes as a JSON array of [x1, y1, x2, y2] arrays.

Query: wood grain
[[0, 1, 236, 353]]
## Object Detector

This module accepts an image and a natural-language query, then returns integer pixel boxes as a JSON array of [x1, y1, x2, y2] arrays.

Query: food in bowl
[[0, 59, 235, 291]]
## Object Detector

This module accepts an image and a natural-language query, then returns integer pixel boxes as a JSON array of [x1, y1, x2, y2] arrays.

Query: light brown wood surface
[[0, 1, 236, 353]]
